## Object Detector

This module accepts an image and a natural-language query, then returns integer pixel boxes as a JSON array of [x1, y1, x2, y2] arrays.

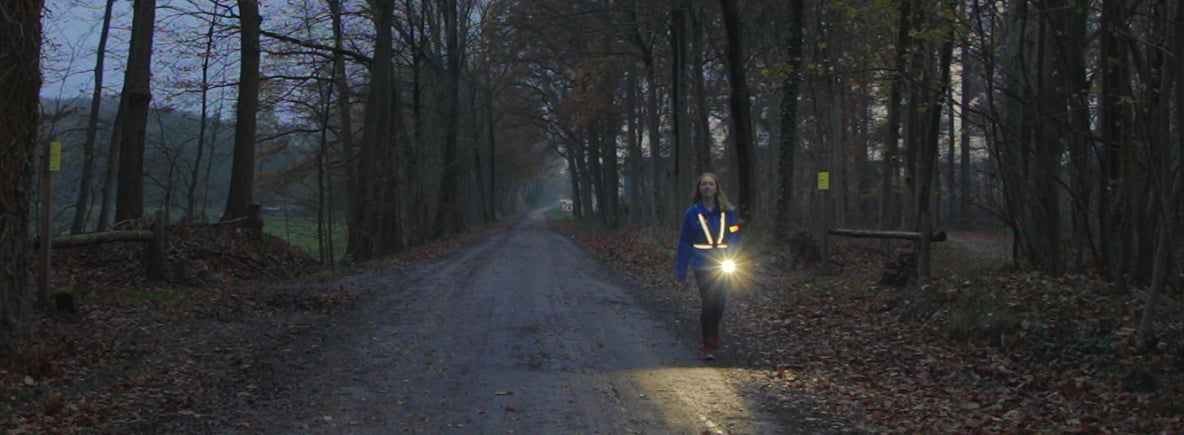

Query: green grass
[[543, 207, 573, 221], [263, 216, 346, 261]]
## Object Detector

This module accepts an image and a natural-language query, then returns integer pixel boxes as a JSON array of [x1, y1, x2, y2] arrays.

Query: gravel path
[[238, 211, 794, 434]]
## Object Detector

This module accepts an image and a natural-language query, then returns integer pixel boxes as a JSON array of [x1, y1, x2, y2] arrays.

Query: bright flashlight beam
[[721, 259, 737, 274]]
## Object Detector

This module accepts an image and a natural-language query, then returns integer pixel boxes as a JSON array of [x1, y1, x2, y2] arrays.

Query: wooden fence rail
[[827, 228, 947, 242], [47, 210, 167, 280]]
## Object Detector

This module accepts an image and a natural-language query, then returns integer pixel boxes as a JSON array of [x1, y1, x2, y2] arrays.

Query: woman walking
[[675, 172, 742, 360]]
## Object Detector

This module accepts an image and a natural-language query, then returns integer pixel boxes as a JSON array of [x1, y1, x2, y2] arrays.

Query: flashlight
[[721, 259, 737, 274]]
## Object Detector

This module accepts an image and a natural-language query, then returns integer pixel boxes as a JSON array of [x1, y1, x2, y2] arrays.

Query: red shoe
[[702, 337, 719, 360]]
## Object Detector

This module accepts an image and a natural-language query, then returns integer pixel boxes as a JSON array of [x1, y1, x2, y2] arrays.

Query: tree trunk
[[349, 0, 396, 261], [959, 21, 974, 227], [72, 0, 116, 234], [645, 48, 662, 223], [1137, 0, 1183, 348], [222, 0, 260, 221], [201, 107, 224, 218], [690, 3, 712, 175], [670, 1, 691, 222], [485, 66, 498, 222], [0, 0, 42, 352], [470, 81, 490, 224], [1022, 0, 1063, 275], [1099, 0, 1130, 282], [565, 150, 584, 220], [114, 0, 157, 223], [916, 29, 955, 278], [573, 138, 594, 218], [435, 0, 464, 237], [879, 0, 911, 250], [626, 66, 642, 225], [945, 81, 956, 224], [719, 0, 755, 222], [187, 6, 217, 220], [97, 95, 123, 231], [587, 127, 605, 223], [328, 0, 355, 257], [602, 117, 622, 228], [1125, 0, 1173, 287]]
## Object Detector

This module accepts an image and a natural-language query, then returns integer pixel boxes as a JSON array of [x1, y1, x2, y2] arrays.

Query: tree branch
[[260, 30, 371, 66]]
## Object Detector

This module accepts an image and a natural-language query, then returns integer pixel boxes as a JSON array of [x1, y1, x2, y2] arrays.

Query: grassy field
[[263, 216, 346, 262], [543, 207, 573, 221]]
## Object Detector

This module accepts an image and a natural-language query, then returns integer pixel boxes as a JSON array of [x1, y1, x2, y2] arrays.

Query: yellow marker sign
[[49, 141, 62, 172], [817, 171, 830, 190]]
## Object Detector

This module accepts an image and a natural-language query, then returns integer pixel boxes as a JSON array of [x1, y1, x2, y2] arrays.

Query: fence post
[[147, 210, 166, 280]]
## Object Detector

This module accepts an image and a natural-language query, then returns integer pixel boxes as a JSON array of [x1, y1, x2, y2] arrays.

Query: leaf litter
[[550, 221, 1184, 434]]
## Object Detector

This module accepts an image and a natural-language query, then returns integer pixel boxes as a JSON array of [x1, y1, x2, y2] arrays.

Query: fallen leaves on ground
[[551, 220, 1184, 434], [0, 220, 506, 434], [4, 216, 1180, 433]]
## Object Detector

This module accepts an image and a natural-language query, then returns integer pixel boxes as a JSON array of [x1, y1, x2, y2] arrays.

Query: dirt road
[[244, 211, 791, 434]]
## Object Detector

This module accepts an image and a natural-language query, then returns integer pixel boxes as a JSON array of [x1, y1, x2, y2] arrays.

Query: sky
[[40, 0, 256, 108], [41, 0, 134, 100]]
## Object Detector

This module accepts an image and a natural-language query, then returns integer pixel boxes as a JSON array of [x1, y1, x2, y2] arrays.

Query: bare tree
[[689, 2, 712, 176], [1098, 0, 1131, 281], [186, 0, 226, 220], [1136, 0, 1183, 351], [347, 0, 400, 261], [670, 0, 691, 221], [878, 0, 912, 251], [914, 20, 955, 277], [222, 0, 261, 221], [327, 0, 354, 263], [71, 0, 117, 234], [625, 0, 664, 223], [0, 0, 43, 351], [774, 0, 803, 244], [718, 0, 755, 221], [435, 0, 465, 237], [113, 0, 157, 223]]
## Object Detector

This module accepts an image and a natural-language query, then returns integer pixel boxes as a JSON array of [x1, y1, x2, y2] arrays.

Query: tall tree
[[187, 0, 223, 220], [72, 0, 117, 234], [435, 0, 464, 237], [1136, 0, 1183, 350], [959, 7, 975, 228], [0, 0, 42, 351], [670, 0, 691, 220], [625, 65, 643, 224], [879, 0, 912, 248], [625, 0, 663, 223], [222, 0, 261, 221], [1098, 0, 1131, 281], [327, 0, 355, 254], [719, 0, 755, 221], [915, 24, 956, 277], [348, 0, 400, 261], [1031, 0, 1088, 274], [114, 0, 158, 223], [690, 2, 713, 176], [774, 0, 803, 244]]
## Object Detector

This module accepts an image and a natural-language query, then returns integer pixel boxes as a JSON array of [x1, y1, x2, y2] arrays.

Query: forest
[[0, 0, 1182, 431]]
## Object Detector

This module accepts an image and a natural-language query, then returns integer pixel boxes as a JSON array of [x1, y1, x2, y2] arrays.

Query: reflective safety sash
[[693, 212, 728, 249]]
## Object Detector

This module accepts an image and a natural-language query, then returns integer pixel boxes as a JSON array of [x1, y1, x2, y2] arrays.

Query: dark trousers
[[692, 268, 727, 341]]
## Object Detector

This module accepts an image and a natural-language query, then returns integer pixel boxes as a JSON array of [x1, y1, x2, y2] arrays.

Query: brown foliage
[[553, 221, 1184, 433]]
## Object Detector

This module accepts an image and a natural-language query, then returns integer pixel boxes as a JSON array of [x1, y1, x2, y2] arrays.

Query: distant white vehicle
[[559, 198, 573, 212]]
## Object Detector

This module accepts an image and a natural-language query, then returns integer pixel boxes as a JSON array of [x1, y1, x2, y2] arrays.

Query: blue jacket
[[676, 201, 741, 281]]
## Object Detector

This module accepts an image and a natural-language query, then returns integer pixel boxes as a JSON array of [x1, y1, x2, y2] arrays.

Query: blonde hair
[[691, 172, 734, 210]]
